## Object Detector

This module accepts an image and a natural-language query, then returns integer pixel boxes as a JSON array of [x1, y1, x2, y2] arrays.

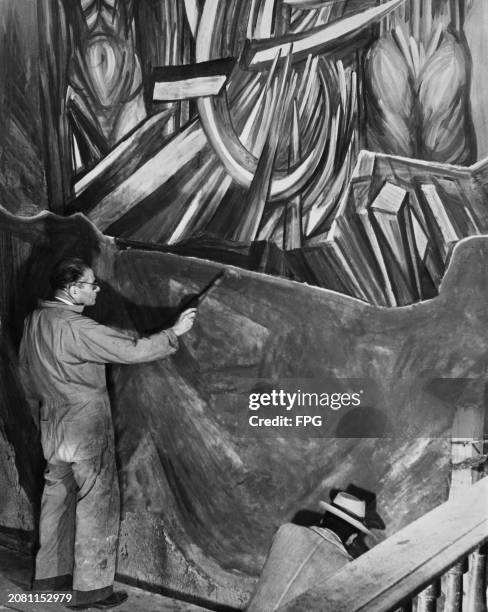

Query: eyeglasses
[[75, 280, 100, 289]]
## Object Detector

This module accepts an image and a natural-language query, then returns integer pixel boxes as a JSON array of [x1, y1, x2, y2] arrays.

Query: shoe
[[92, 592, 128, 609], [67, 591, 128, 610]]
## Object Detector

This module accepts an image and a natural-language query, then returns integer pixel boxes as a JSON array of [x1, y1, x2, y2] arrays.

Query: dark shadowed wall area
[[0, 0, 47, 551], [1, 208, 487, 607], [0, 0, 47, 216]]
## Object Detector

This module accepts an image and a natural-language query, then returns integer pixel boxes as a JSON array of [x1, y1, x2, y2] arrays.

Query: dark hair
[[320, 512, 361, 544], [50, 257, 90, 291]]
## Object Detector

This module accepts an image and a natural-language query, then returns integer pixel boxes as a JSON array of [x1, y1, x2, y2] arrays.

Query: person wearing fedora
[[246, 491, 374, 612], [318, 491, 374, 557]]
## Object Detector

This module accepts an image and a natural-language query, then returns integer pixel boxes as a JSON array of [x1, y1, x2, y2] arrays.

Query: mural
[[1, 0, 487, 609], [4, 0, 488, 297]]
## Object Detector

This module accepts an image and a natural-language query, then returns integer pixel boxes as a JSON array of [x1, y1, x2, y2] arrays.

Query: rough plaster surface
[[0, 433, 33, 532], [0, 210, 486, 607]]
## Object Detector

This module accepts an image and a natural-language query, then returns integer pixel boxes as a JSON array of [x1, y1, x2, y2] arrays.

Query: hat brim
[[319, 500, 374, 536]]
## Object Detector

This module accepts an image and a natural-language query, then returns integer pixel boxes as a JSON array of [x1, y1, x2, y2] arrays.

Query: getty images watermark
[[248, 388, 364, 429], [223, 377, 478, 438]]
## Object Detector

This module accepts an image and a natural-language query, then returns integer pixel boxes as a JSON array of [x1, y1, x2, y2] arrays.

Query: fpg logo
[[295, 415, 322, 427]]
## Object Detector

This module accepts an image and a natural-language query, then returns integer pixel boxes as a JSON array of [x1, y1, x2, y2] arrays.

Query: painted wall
[[2, 209, 487, 607], [1, 0, 488, 608], [0, 0, 46, 216], [465, 0, 488, 159]]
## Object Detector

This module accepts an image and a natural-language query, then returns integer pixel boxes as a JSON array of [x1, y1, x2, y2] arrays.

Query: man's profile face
[[70, 267, 100, 306]]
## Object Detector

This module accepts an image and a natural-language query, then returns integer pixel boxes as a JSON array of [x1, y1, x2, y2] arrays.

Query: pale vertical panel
[[465, 0, 488, 159]]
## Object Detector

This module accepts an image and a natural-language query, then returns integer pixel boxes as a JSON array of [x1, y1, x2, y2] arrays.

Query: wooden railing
[[278, 476, 488, 612]]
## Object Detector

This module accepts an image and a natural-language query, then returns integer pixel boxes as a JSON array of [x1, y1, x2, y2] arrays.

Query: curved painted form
[[195, 0, 330, 200]]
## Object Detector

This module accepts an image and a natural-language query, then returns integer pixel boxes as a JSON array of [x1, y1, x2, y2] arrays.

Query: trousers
[[33, 395, 120, 607]]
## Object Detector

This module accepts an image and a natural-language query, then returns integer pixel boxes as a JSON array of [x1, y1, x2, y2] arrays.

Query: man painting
[[19, 257, 196, 610]]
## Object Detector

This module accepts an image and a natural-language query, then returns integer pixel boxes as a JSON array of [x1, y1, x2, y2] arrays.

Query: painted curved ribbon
[[196, 0, 332, 200]]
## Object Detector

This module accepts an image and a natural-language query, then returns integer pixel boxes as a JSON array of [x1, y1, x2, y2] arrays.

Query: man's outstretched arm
[[71, 309, 196, 365]]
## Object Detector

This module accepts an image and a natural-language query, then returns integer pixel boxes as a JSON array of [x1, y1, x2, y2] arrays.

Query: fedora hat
[[319, 492, 373, 536]]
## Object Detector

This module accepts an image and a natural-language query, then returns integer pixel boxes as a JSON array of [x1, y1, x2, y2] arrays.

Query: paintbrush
[[176, 270, 226, 313]]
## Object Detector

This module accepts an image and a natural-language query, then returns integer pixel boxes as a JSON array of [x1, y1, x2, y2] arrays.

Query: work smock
[[19, 299, 179, 606], [20, 299, 179, 421]]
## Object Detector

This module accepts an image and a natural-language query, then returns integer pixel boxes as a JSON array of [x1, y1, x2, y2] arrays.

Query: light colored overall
[[246, 523, 351, 611], [19, 300, 178, 606]]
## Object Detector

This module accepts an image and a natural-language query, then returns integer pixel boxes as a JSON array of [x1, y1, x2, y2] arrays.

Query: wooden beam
[[87, 120, 207, 230], [72, 109, 175, 202], [242, 0, 406, 70], [151, 58, 236, 101], [278, 477, 488, 612]]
